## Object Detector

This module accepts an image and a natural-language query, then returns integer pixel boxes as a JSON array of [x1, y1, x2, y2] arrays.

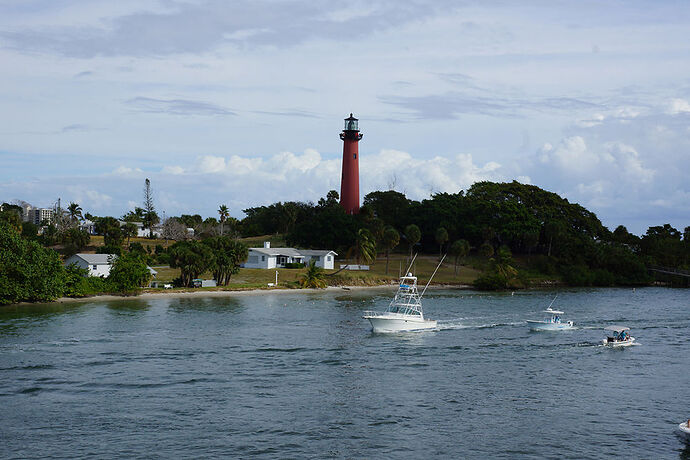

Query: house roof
[[68, 253, 118, 265], [300, 250, 338, 256], [250, 247, 304, 257], [249, 247, 337, 257]]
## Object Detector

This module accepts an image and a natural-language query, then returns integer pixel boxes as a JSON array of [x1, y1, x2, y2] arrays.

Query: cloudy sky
[[1, 0, 689, 234]]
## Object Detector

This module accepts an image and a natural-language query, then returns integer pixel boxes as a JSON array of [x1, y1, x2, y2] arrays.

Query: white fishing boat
[[602, 325, 636, 347], [526, 296, 574, 331], [362, 255, 443, 333], [678, 420, 690, 440]]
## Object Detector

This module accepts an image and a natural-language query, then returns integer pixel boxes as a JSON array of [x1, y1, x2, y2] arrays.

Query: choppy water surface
[[1, 287, 689, 459]]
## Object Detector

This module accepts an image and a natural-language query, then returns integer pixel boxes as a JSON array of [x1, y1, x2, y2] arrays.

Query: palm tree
[[123, 222, 138, 245], [300, 261, 327, 288], [381, 227, 400, 275], [449, 239, 470, 276], [348, 228, 376, 265], [218, 205, 229, 236], [67, 202, 83, 225], [404, 224, 421, 263], [435, 227, 448, 259]]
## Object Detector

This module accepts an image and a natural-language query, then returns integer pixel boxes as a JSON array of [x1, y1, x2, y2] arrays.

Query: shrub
[[473, 273, 507, 290], [0, 222, 66, 305], [107, 252, 151, 293]]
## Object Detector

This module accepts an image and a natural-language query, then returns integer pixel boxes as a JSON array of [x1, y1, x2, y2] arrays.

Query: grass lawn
[[147, 252, 481, 291]]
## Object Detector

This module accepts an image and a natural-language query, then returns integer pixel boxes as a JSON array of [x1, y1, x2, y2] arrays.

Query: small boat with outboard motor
[[525, 296, 574, 331], [602, 325, 636, 347], [678, 420, 690, 440], [362, 254, 444, 333]]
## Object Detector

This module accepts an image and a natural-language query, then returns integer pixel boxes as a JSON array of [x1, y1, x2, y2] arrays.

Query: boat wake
[[437, 320, 525, 330]]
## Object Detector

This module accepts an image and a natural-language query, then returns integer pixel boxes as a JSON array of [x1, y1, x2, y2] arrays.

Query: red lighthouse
[[339, 113, 363, 214]]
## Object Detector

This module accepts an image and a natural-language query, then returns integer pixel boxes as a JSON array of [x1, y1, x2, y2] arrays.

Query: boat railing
[[364, 309, 422, 317]]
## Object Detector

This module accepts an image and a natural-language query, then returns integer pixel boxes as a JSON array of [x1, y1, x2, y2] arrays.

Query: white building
[[64, 253, 117, 277], [243, 242, 337, 270], [80, 219, 97, 235], [27, 208, 54, 225], [119, 221, 162, 238], [64, 253, 158, 284]]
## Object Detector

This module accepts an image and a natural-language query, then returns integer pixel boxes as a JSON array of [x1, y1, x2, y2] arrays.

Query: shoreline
[[5, 283, 475, 307]]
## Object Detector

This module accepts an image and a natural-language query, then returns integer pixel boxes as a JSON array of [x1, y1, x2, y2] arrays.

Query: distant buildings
[[26, 208, 55, 225], [243, 242, 337, 269]]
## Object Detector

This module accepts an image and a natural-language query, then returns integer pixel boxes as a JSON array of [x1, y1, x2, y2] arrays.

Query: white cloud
[[161, 165, 185, 175], [667, 98, 690, 114], [112, 166, 143, 176], [196, 155, 226, 174], [65, 186, 113, 210]]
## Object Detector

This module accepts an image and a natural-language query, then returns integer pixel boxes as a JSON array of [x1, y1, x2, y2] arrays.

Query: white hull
[[678, 423, 690, 440], [364, 314, 437, 333], [526, 320, 574, 331], [602, 337, 636, 347]]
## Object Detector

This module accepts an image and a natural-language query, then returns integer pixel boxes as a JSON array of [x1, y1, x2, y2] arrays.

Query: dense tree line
[[239, 182, 689, 287]]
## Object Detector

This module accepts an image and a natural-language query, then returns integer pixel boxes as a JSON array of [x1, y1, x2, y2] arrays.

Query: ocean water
[[0, 287, 689, 459]]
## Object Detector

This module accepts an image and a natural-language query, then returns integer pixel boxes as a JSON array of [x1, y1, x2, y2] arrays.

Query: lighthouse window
[[353, 154, 357, 159]]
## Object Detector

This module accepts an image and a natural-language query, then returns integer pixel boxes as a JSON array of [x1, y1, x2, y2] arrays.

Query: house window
[[326, 256, 331, 261], [353, 154, 357, 159], [93, 265, 97, 269], [261, 256, 265, 261], [314, 256, 320, 261]]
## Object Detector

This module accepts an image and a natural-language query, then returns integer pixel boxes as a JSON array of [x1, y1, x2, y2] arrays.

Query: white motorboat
[[362, 255, 442, 333], [678, 420, 690, 440], [526, 296, 574, 331], [602, 325, 636, 347]]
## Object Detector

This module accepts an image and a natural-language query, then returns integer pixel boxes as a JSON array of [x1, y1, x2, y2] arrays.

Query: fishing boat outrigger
[[525, 296, 574, 331], [362, 255, 443, 333], [602, 325, 636, 347]]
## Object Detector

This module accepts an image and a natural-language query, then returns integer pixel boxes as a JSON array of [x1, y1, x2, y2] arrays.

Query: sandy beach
[[42, 283, 474, 306]]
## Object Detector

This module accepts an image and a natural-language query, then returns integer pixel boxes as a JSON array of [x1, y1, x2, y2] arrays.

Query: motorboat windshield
[[604, 325, 632, 342], [385, 274, 424, 317]]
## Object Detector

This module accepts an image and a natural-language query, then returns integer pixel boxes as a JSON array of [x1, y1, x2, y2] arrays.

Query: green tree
[[479, 241, 494, 258], [380, 227, 400, 275], [348, 228, 376, 265], [544, 219, 566, 257], [203, 237, 249, 285], [168, 240, 213, 287], [435, 227, 449, 259], [95, 217, 124, 247], [0, 209, 22, 233], [63, 227, 91, 256], [142, 178, 159, 237], [404, 224, 421, 261], [300, 260, 326, 288], [218, 204, 229, 236], [108, 252, 151, 293], [449, 239, 470, 276], [122, 222, 138, 245], [67, 202, 83, 225], [0, 222, 66, 305]]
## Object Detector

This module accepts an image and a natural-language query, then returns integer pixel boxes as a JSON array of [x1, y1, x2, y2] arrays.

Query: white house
[[64, 254, 159, 284], [243, 242, 337, 270], [64, 253, 117, 277]]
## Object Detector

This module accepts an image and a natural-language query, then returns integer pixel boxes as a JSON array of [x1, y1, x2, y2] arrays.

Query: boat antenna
[[547, 295, 558, 310], [404, 253, 418, 277], [421, 254, 446, 298]]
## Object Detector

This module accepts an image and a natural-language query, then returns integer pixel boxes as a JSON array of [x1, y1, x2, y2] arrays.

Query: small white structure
[[120, 221, 162, 238], [64, 253, 117, 277], [80, 219, 97, 235], [243, 242, 337, 269], [339, 264, 370, 271]]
